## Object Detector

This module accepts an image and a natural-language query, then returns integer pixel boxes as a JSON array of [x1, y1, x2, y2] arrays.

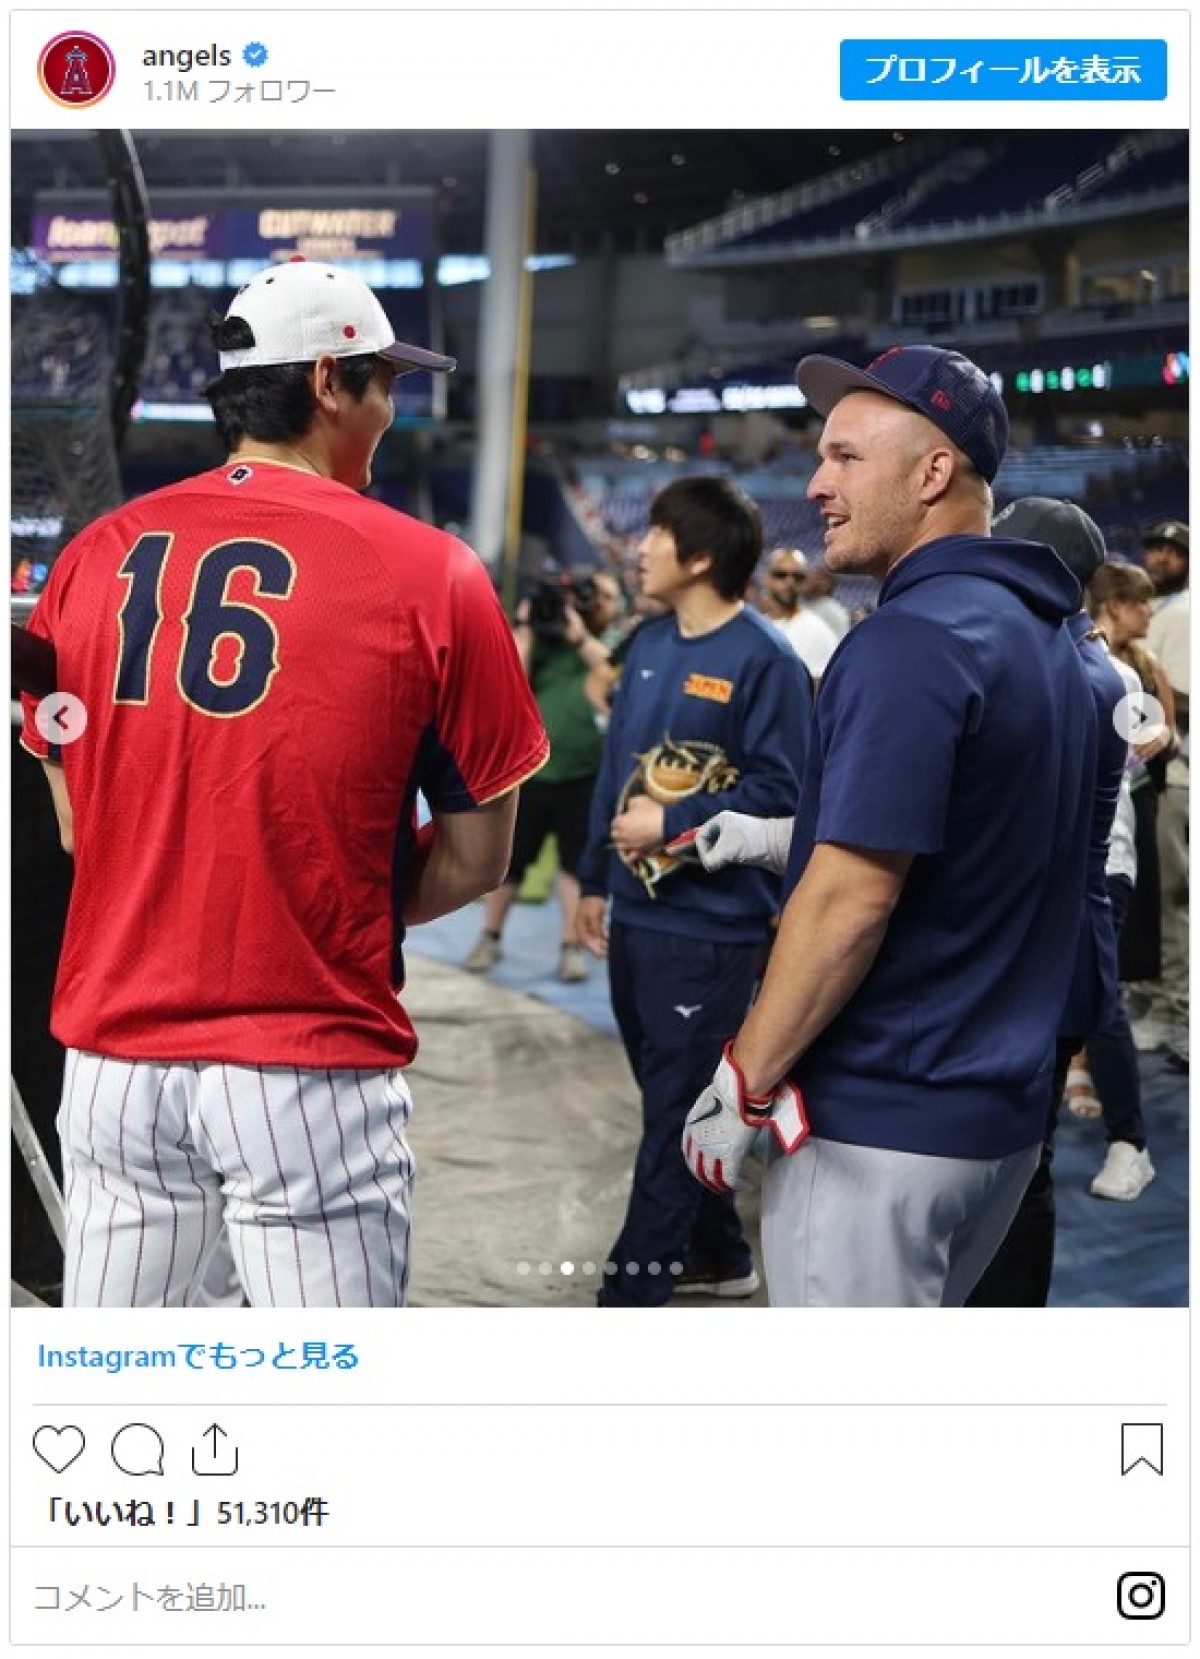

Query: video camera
[[526, 570, 599, 641]]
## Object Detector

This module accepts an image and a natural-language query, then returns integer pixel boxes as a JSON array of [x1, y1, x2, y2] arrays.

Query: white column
[[469, 130, 534, 588]]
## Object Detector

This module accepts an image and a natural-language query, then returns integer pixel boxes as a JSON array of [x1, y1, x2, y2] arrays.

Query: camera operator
[[465, 569, 617, 983]]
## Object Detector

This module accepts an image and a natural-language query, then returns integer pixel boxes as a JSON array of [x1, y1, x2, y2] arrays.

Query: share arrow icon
[[191, 1422, 239, 1476]]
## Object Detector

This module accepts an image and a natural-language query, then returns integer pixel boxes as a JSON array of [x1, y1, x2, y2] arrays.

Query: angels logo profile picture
[[38, 32, 116, 108]]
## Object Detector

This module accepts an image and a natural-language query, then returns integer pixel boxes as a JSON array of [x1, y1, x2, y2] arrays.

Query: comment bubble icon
[[111, 1422, 165, 1477]]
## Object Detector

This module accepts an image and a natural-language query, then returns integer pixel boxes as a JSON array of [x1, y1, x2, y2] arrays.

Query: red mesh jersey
[[21, 461, 547, 1066]]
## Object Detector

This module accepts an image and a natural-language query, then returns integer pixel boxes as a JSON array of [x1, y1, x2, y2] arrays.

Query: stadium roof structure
[[13, 129, 903, 256]]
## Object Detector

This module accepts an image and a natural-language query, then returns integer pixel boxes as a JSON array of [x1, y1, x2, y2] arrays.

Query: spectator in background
[[465, 571, 614, 984], [1077, 637, 1158, 1203], [803, 558, 852, 639], [1144, 519, 1189, 604], [757, 547, 839, 685], [1142, 521, 1189, 1070], [1085, 562, 1175, 1001], [588, 567, 628, 650]]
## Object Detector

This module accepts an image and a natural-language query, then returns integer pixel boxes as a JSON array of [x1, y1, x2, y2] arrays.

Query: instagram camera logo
[[38, 32, 116, 109], [1117, 1572, 1165, 1621]]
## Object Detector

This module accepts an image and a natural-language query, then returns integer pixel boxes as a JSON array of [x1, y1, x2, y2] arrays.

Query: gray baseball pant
[[761, 1131, 1041, 1307]]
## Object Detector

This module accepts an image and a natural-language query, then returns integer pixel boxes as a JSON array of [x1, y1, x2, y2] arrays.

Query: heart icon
[[33, 1425, 86, 1473]]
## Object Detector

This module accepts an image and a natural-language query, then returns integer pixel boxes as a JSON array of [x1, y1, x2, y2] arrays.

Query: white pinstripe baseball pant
[[58, 1050, 415, 1308]]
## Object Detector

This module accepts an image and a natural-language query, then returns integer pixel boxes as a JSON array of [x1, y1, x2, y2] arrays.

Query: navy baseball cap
[[795, 345, 1009, 484], [993, 496, 1106, 587]]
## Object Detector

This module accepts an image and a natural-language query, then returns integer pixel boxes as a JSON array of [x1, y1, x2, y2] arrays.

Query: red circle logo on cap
[[39, 32, 116, 108]]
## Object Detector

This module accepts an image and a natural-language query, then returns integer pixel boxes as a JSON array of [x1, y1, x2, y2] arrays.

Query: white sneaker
[[1090, 1142, 1156, 1203], [1162, 1023, 1189, 1066], [1130, 1013, 1167, 1052], [465, 933, 502, 973], [673, 1265, 761, 1299], [557, 944, 588, 983]]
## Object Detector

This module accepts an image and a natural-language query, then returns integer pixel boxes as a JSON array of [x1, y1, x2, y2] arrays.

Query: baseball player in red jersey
[[20, 259, 548, 1308]]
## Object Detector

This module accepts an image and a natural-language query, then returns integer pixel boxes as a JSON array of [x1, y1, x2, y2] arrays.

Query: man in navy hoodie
[[969, 497, 1143, 1302], [682, 346, 1095, 1307]]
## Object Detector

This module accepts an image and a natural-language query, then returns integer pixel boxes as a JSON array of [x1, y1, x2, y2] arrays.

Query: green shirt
[[531, 638, 605, 782]]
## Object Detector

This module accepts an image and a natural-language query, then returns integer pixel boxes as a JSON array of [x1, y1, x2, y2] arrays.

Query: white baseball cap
[[218, 257, 456, 376]]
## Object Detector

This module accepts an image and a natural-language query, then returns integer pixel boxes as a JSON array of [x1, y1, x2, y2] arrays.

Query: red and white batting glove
[[682, 1043, 809, 1194]]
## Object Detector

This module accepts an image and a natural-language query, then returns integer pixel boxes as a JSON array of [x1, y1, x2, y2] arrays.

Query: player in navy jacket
[[578, 476, 812, 1306]]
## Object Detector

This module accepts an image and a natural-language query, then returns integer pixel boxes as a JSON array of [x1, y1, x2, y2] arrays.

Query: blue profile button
[[841, 40, 1167, 100]]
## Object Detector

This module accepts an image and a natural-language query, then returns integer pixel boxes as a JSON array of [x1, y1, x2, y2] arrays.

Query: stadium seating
[[14, 285, 442, 404], [675, 130, 1185, 255], [570, 435, 1187, 613]]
